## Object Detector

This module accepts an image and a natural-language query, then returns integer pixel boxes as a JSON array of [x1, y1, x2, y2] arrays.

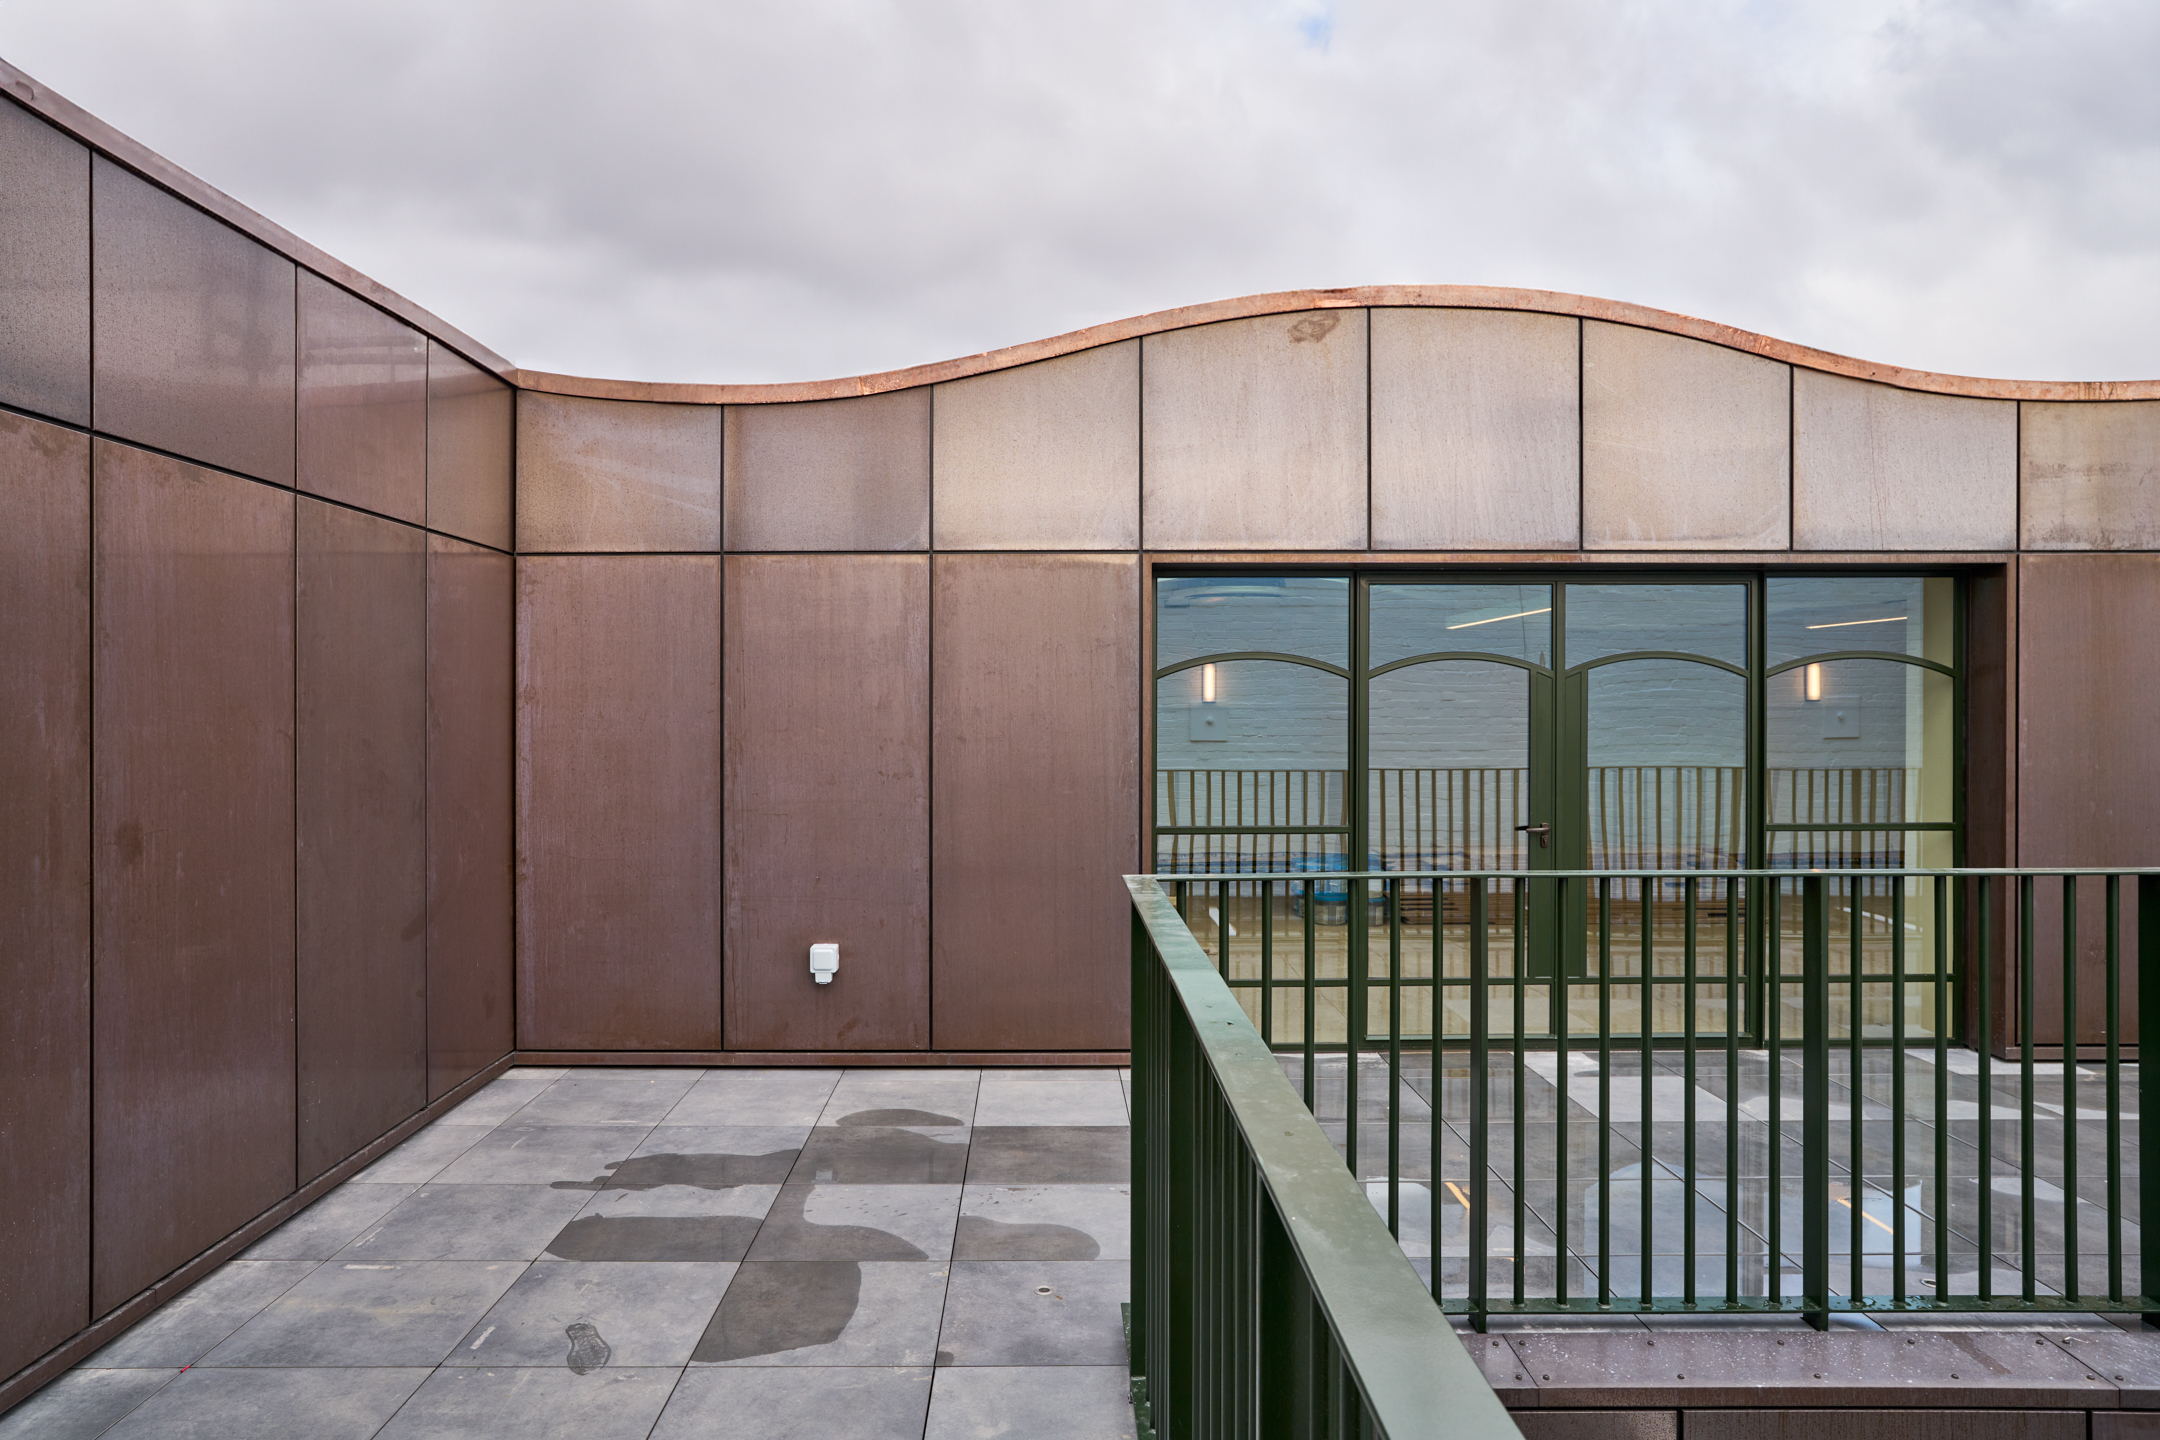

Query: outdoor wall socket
[[809, 943, 839, 985]]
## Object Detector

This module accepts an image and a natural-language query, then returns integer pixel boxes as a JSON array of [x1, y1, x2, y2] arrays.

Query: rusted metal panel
[[723, 390, 929, 551], [427, 534, 515, 1097], [91, 439, 296, 1314], [516, 392, 721, 552], [931, 554, 1139, 1050], [517, 555, 722, 1049], [295, 499, 427, 1183], [0, 413, 91, 1375], [0, 97, 90, 424], [91, 158, 296, 486], [725, 555, 930, 1050], [297, 271, 426, 524], [2018, 555, 2160, 1050], [428, 341, 513, 551]]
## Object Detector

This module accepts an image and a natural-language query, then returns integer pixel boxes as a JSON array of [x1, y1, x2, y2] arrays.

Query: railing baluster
[[1261, 877, 1274, 1050], [1470, 876, 1490, 1331], [2140, 875, 2160, 1318], [1389, 876, 1402, 1240], [1684, 874, 1698, 1309], [1641, 876, 1655, 1309], [1556, 875, 1571, 1311], [1304, 867, 1317, 1109], [2021, 874, 2036, 1304], [1892, 877, 1907, 1308], [2063, 874, 2079, 1306], [1936, 876, 1950, 1309], [1850, 874, 1865, 1310], [1347, 874, 1362, 1185], [1769, 878, 1784, 1311], [1514, 880, 1527, 1309], [1599, 877, 1613, 1309], [2107, 874, 2122, 1305], [1726, 874, 1740, 1309], [1979, 875, 1994, 1303], [1803, 873, 1830, 1330]]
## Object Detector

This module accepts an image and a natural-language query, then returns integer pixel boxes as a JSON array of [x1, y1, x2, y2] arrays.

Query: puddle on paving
[[955, 1213, 1101, 1260], [692, 1262, 864, 1362], [836, 1108, 963, 1127], [552, 1151, 799, 1192]]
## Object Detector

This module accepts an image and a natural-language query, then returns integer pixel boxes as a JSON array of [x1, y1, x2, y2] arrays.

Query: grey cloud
[[3, 0, 2154, 382]]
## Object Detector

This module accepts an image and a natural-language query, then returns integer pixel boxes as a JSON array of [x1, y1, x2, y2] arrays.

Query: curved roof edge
[[8, 56, 2149, 409], [517, 285, 2160, 406]]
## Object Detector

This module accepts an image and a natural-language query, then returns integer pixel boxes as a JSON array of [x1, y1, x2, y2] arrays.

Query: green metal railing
[[1146, 867, 2160, 1333], [1128, 876, 1522, 1440]]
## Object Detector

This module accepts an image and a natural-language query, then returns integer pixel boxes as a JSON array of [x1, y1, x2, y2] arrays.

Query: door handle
[[1514, 823, 1552, 849]]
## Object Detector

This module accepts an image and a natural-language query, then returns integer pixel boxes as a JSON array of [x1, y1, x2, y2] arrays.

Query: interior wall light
[[1202, 663, 1217, 703], [1805, 663, 1823, 702]]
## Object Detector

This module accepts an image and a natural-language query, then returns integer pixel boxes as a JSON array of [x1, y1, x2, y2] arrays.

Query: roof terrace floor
[[0, 1066, 1136, 1440]]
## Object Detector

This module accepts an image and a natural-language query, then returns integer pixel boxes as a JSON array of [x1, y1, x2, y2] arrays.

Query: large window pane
[[1369, 582, 1552, 668], [1368, 660, 1532, 871], [1155, 658, 1347, 874], [1155, 574, 1349, 669], [1564, 583, 1747, 668], [1765, 659, 1954, 825], [1765, 575, 1954, 666], [1585, 659, 1747, 870]]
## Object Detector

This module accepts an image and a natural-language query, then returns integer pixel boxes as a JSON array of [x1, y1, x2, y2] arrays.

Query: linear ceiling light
[[1447, 606, 1552, 630], [1805, 616, 1907, 629]]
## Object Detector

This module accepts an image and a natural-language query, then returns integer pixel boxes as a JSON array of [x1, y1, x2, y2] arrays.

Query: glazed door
[[1553, 581, 1751, 1033], [1361, 578, 1752, 1034], [1363, 581, 1563, 1027]]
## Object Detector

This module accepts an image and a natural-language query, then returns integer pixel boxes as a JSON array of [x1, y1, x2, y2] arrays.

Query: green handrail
[[1143, 865, 2160, 1335], [1128, 875, 1522, 1440]]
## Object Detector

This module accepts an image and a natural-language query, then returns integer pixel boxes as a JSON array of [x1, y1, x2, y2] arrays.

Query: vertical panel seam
[[926, 549, 938, 1052], [289, 271, 301, 1192], [85, 140, 99, 1315], [421, 522, 433, 1097], [2015, 401, 2025, 558], [725, 410, 734, 1053], [1575, 318, 1585, 553], [926, 388, 937, 1051], [1788, 364, 1798, 552]]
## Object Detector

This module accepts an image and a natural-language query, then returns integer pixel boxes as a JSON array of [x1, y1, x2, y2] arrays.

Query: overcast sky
[[4, 1, 2155, 384]]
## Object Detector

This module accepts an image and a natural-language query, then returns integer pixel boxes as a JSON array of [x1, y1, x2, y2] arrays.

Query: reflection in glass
[[1766, 832, 1954, 1042], [1765, 660, 1954, 825], [1369, 583, 1552, 668], [1765, 576, 1954, 667], [1564, 583, 1747, 668], [1155, 575, 1349, 669], [1154, 659, 1347, 874], [1365, 658, 1534, 1044], [1368, 661, 1532, 871], [1585, 660, 1747, 870]]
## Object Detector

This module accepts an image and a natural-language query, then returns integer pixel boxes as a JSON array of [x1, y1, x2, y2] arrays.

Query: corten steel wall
[[509, 304, 2160, 1070], [513, 352, 1152, 1061], [0, 84, 516, 1401]]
